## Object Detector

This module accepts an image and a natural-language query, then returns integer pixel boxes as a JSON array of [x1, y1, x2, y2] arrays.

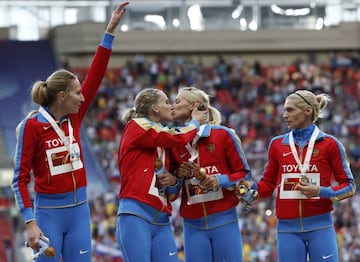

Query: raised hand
[[106, 2, 129, 34]]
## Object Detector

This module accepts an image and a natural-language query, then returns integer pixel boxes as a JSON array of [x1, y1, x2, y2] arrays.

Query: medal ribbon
[[289, 126, 319, 175], [39, 106, 74, 163], [186, 124, 206, 162]]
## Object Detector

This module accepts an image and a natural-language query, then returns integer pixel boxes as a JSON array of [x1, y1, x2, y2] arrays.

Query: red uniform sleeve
[[12, 118, 37, 222]]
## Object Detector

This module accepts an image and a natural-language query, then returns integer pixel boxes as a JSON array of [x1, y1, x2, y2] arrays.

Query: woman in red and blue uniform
[[243, 89, 356, 262], [12, 3, 129, 261], [170, 87, 252, 262]]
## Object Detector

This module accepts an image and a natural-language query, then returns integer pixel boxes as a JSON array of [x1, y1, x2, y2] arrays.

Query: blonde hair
[[287, 89, 331, 122], [31, 69, 77, 106], [121, 88, 163, 124], [178, 86, 221, 125]]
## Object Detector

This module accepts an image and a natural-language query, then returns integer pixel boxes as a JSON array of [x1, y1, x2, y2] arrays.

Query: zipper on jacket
[[201, 203, 209, 229], [44, 156, 51, 184], [196, 145, 210, 228], [299, 199, 304, 231], [71, 172, 77, 203]]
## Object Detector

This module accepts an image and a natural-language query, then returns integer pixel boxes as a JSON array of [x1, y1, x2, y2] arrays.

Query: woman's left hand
[[200, 175, 219, 191], [156, 171, 177, 188], [297, 180, 320, 198]]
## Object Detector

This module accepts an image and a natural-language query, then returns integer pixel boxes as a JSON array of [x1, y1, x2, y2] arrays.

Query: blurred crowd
[[11, 51, 360, 261]]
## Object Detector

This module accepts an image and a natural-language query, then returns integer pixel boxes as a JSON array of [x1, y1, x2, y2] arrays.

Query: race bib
[[185, 177, 224, 205], [46, 143, 83, 176], [279, 173, 320, 199]]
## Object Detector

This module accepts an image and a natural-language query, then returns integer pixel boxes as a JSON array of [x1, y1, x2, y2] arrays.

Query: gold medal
[[194, 167, 207, 180]]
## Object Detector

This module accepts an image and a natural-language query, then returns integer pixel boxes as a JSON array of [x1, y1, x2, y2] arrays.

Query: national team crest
[[206, 144, 215, 152], [312, 148, 319, 157]]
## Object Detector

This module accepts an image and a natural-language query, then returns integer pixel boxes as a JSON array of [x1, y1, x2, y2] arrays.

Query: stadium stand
[[0, 41, 58, 162], [0, 188, 16, 262]]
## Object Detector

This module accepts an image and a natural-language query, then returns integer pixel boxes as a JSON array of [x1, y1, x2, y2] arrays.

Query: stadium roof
[[0, 0, 359, 40]]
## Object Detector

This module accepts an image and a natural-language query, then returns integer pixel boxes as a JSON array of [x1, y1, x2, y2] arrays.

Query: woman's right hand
[[26, 221, 43, 250], [177, 162, 200, 178]]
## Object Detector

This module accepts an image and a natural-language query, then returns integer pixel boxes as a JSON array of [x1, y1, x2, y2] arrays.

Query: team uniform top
[[171, 124, 251, 224], [253, 124, 356, 232], [117, 118, 200, 218], [12, 37, 114, 224]]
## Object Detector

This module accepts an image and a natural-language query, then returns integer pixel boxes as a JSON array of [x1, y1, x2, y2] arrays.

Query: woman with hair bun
[[170, 86, 252, 262], [12, 2, 129, 261], [241, 89, 356, 262]]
